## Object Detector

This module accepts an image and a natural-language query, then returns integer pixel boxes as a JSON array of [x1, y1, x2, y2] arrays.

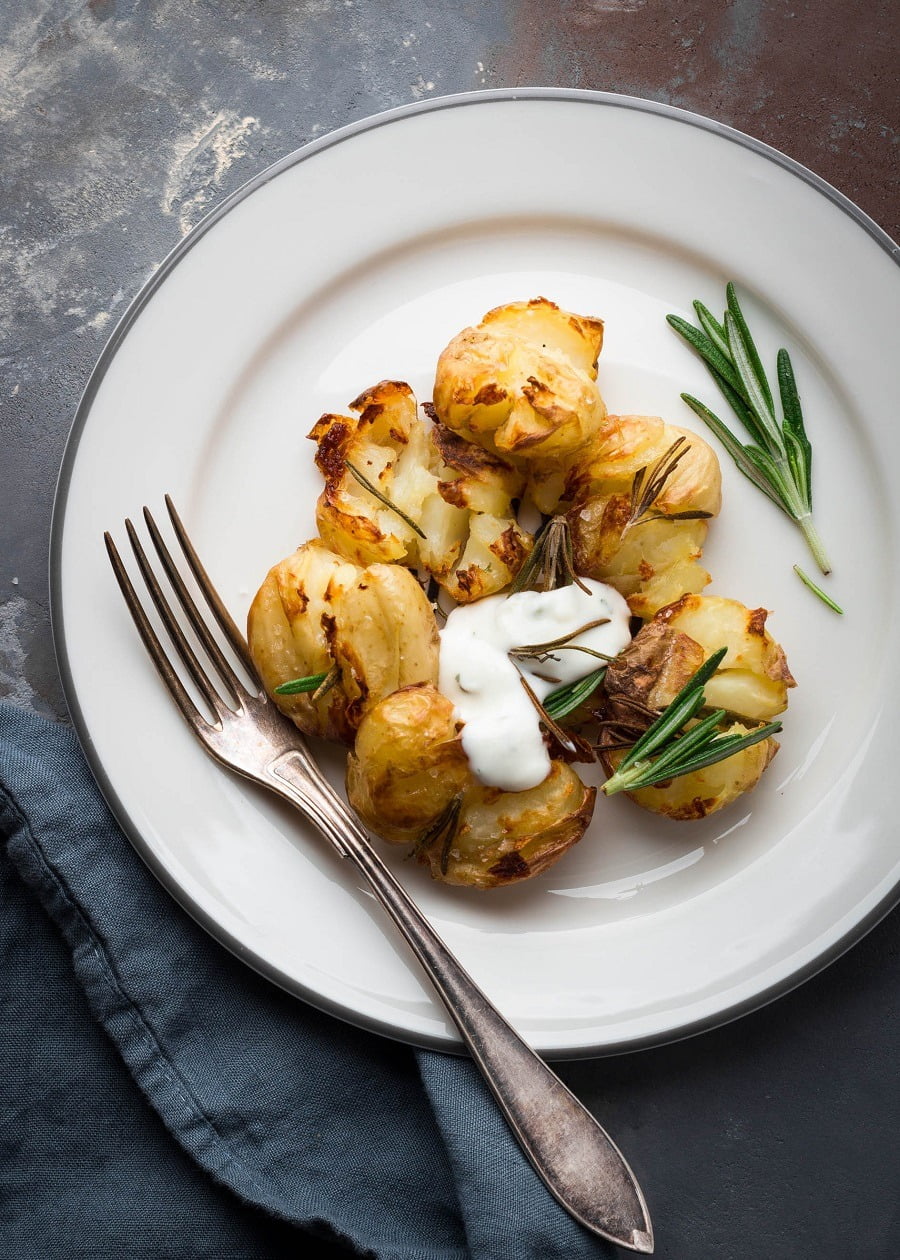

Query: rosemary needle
[[345, 460, 426, 539], [793, 564, 844, 614], [274, 666, 339, 700]]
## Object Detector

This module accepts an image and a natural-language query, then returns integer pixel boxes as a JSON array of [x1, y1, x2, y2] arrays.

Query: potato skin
[[432, 297, 608, 462], [247, 541, 439, 743], [602, 724, 779, 821], [654, 594, 795, 720], [346, 684, 469, 845], [603, 620, 706, 715]]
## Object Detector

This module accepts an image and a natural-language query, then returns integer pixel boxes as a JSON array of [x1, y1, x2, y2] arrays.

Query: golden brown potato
[[309, 381, 531, 601], [654, 594, 795, 720], [247, 541, 439, 743], [346, 684, 469, 845], [563, 414, 722, 617], [602, 724, 779, 821], [432, 298, 608, 462], [419, 762, 596, 889], [346, 683, 595, 888]]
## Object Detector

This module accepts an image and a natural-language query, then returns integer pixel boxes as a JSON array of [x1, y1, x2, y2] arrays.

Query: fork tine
[[125, 518, 227, 720], [165, 495, 257, 677], [104, 531, 210, 734], [143, 506, 246, 706]]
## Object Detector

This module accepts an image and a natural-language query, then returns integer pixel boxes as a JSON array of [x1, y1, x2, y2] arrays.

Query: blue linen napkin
[[0, 701, 621, 1259]]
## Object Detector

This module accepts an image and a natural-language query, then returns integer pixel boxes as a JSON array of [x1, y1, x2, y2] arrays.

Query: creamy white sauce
[[438, 580, 632, 792]]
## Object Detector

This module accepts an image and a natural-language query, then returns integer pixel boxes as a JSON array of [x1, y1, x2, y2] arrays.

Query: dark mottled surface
[[1, 1, 898, 1256]]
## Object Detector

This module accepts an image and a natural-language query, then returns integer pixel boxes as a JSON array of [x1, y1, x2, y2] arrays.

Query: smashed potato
[[654, 594, 795, 720], [309, 380, 531, 601], [347, 684, 595, 888], [432, 298, 607, 462], [247, 540, 438, 743], [596, 607, 789, 820], [564, 415, 722, 617]]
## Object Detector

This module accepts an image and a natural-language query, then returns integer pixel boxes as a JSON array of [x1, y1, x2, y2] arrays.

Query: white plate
[[52, 90, 900, 1057]]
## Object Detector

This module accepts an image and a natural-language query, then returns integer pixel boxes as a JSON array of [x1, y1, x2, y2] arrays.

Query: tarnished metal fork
[[104, 496, 653, 1255]]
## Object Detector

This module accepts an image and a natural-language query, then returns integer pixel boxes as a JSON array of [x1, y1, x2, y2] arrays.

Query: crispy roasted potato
[[247, 540, 439, 743], [347, 684, 469, 845], [654, 594, 795, 720], [309, 381, 531, 601], [347, 683, 595, 887], [602, 723, 779, 821], [418, 761, 596, 889], [432, 298, 607, 462], [597, 606, 787, 820], [563, 414, 722, 617]]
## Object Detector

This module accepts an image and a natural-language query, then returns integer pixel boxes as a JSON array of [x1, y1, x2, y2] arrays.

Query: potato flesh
[[346, 685, 595, 888], [247, 540, 439, 743], [432, 298, 608, 462], [310, 380, 531, 601], [654, 594, 795, 720]]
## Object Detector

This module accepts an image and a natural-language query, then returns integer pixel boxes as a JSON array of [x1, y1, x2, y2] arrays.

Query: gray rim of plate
[[49, 87, 900, 1060]]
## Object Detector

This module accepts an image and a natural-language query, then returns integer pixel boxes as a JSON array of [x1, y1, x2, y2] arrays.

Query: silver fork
[[104, 496, 654, 1255]]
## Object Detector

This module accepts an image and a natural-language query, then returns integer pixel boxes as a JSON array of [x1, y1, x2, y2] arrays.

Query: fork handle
[[266, 754, 653, 1254]]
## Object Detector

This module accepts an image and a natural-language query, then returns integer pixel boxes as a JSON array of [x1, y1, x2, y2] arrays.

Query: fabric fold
[[0, 702, 615, 1259]]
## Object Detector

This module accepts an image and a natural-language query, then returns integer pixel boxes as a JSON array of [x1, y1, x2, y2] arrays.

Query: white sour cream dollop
[[438, 580, 632, 792]]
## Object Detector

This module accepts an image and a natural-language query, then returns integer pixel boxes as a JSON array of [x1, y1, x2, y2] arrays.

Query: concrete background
[[2, 2, 898, 1256]]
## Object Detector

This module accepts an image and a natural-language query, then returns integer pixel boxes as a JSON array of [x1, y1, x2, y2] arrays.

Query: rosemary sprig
[[793, 564, 844, 614], [601, 647, 782, 795], [626, 436, 713, 530], [510, 515, 588, 593], [274, 666, 339, 700], [667, 282, 831, 575], [508, 617, 612, 665], [345, 460, 426, 539]]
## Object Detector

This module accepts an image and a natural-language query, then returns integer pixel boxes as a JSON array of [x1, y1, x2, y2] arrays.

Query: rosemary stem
[[602, 760, 653, 797], [796, 512, 832, 576]]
